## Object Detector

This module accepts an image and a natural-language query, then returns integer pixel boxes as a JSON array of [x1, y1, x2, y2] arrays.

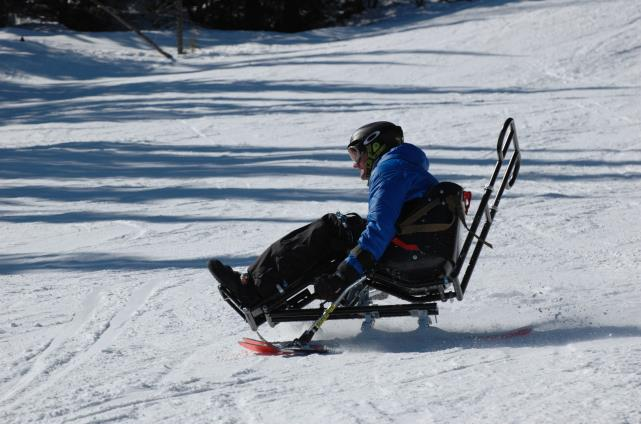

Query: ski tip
[[238, 338, 331, 356], [239, 338, 282, 355]]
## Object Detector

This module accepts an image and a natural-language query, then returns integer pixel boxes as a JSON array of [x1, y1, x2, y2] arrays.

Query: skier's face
[[352, 150, 368, 180]]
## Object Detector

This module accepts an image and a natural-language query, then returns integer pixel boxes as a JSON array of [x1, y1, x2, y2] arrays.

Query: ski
[[239, 337, 331, 356]]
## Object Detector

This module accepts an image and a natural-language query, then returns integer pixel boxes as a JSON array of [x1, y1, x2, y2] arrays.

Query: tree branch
[[88, 0, 175, 62]]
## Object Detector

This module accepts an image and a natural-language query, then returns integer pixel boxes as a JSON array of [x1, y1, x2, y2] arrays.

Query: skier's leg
[[248, 212, 365, 298]]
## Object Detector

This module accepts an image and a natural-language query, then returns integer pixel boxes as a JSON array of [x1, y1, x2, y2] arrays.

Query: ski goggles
[[347, 144, 365, 163]]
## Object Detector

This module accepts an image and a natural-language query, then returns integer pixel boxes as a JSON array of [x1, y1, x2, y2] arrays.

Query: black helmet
[[348, 121, 403, 177]]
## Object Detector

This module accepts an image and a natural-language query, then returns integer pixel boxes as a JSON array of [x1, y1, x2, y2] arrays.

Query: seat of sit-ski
[[373, 182, 464, 289]]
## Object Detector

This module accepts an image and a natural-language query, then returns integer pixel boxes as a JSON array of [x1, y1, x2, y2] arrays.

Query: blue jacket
[[344, 143, 439, 274]]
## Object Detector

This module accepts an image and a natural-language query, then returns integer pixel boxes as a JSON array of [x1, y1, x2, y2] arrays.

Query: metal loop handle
[[497, 117, 514, 159], [508, 153, 521, 188], [496, 117, 521, 189]]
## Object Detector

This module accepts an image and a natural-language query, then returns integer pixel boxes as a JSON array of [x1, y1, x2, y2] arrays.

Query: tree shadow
[[2, 76, 632, 125], [3, 2, 637, 126], [428, 144, 641, 154], [3, 0, 527, 50], [0, 252, 256, 275], [0, 37, 162, 81], [0, 185, 368, 204], [0, 141, 375, 203], [0, 141, 355, 180], [2, 141, 641, 207], [0, 211, 310, 225], [0, 0, 526, 88]]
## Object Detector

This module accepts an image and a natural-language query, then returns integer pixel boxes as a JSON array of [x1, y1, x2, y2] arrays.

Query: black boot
[[208, 259, 261, 308]]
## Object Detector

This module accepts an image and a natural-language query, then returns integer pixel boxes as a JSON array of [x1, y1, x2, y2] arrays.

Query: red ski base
[[476, 325, 533, 340], [239, 338, 330, 356]]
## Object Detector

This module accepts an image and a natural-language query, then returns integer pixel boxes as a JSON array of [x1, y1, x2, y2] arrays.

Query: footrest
[[218, 285, 267, 330]]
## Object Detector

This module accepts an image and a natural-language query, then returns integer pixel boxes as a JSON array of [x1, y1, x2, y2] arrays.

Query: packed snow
[[1, 0, 640, 422]]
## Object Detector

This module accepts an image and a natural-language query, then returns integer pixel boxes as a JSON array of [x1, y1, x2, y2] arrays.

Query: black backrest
[[373, 182, 464, 288], [395, 181, 464, 264]]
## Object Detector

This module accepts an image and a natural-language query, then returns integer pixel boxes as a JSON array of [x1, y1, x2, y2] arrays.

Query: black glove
[[313, 261, 360, 301], [313, 273, 347, 301]]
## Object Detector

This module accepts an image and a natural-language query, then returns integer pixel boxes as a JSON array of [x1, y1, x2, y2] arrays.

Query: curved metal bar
[[460, 118, 522, 295]]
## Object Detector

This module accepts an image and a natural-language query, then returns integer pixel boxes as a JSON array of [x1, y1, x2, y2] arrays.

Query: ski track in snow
[[1, 0, 641, 422], [1, 281, 160, 414], [0, 288, 103, 405]]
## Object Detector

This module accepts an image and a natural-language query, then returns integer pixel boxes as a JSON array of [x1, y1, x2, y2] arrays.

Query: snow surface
[[1, 0, 641, 422]]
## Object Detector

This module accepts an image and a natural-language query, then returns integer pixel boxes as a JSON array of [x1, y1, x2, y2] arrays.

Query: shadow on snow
[[1, 0, 635, 125], [2, 77, 632, 125], [0, 141, 354, 180], [0, 185, 366, 204], [326, 324, 641, 353], [1, 142, 640, 197], [0, 252, 255, 275], [0, 211, 310, 225], [0, 0, 533, 80]]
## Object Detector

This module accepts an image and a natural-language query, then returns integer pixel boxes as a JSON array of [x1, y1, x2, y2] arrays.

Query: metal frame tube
[[458, 118, 521, 294]]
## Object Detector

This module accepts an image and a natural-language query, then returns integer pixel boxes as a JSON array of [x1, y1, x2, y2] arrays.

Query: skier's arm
[[340, 163, 412, 277]]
